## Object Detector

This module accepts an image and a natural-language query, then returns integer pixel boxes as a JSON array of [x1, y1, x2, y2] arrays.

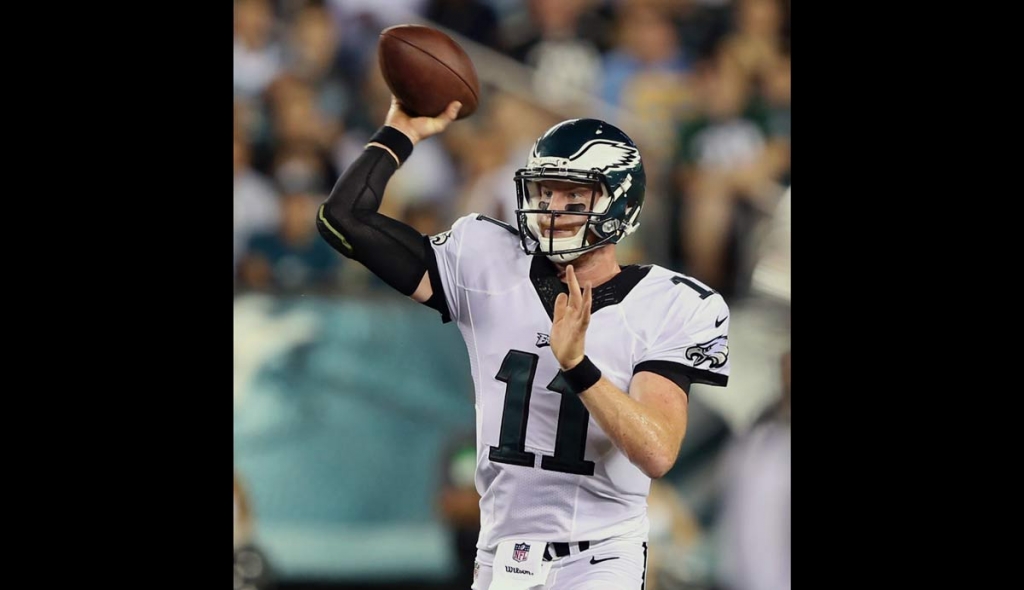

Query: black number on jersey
[[671, 275, 717, 299], [489, 350, 597, 476], [488, 351, 538, 468]]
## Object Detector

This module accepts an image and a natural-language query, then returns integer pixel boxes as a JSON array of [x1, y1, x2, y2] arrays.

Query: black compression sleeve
[[315, 144, 435, 297]]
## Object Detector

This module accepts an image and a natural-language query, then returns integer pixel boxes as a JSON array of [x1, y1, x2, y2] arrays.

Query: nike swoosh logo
[[589, 556, 620, 565], [715, 316, 728, 328]]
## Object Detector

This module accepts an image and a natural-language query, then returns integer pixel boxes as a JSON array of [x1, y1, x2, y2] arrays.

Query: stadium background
[[233, 1, 791, 589]]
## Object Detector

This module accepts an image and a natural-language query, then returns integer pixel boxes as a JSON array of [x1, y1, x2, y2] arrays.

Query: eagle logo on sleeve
[[431, 230, 453, 246], [685, 335, 729, 369]]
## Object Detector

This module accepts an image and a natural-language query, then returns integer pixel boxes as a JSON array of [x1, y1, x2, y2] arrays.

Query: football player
[[316, 98, 730, 590]]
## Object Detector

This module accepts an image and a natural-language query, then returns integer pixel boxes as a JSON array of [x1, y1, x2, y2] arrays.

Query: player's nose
[[548, 192, 574, 211]]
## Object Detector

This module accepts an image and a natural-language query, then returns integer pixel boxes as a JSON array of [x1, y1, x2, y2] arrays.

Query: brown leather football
[[378, 24, 480, 120]]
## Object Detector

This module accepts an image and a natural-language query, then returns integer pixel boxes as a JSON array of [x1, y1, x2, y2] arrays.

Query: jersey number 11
[[488, 350, 596, 476]]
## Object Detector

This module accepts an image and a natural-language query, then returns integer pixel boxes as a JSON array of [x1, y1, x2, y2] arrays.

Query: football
[[378, 24, 480, 120]]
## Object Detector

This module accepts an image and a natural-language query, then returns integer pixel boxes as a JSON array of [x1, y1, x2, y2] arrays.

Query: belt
[[544, 541, 591, 561]]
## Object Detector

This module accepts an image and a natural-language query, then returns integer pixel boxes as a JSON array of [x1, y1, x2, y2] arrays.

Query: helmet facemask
[[515, 172, 616, 263]]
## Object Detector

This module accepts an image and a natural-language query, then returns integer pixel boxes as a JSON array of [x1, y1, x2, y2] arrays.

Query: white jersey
[[428, 214, 731, 551]]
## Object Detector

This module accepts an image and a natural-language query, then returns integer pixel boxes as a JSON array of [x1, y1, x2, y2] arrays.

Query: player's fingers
[[582, 284, 593, 323], [421, 102, 461, 136], [442, 101, 462, 122], [566, 265, 581, 307], [554, 292, 569, 320]]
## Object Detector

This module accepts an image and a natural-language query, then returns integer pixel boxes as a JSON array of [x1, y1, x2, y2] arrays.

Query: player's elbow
[[315, 203, 356, 258], [639, 425, 686, 479], [639, 448, 678, 479], [643, 457, 674, 480]]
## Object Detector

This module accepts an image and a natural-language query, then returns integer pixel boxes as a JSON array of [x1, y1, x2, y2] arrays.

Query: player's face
[[527, 180, 602, 239]]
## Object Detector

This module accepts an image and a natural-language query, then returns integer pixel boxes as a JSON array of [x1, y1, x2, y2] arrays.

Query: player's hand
[[550, 265, 593, 371], [385, 96, 461, 146]]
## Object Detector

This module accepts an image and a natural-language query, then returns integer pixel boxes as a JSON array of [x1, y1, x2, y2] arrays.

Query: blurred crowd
[[234, 0, 790, 301], [234, 1, 790, 589]]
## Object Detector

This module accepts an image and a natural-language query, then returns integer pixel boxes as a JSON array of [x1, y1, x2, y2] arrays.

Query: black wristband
[[368, 126, 414, 165], [561, 356, 602, 394]]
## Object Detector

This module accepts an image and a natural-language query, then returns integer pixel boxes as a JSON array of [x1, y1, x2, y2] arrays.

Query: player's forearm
[[315, 131, 431, 296], [578, 378, 682, 479], [317, 144, 397, 248]]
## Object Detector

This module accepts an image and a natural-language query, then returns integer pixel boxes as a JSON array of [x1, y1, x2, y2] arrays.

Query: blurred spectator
[[343, 47, 395, 137], [425, 0, 502, 49], [245, 74, 342, 192], [235, 0, 284, 99], [599, 0, 697, 182], [436, 431, 480, 590], [719, 0, 788, 86], [234, 131, 281, 277], [237, 191, 343, 293], [324, 0, 428, 83], [504, 0, 606, 110], [720, 0, 791, 191], [272, 140, 335, 196], [673, 0, 736, 62], [715, 349, 791, 590], [283, 2, 360, 123], [672, 55, 787, 296], [266, 74, 339, 153], [326, 0, 428, 28], [600, 0, 693, 113]]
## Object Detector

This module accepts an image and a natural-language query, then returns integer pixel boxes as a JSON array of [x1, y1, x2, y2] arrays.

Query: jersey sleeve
[[425, 213, 477, 324], [635, 289, 731, 388]]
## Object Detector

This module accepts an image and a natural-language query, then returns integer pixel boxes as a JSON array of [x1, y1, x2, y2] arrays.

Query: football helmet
[[514, 118, 646, 263]]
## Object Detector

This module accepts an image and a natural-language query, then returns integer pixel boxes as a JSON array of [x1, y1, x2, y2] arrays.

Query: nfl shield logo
[[513, 542, 530, 563]]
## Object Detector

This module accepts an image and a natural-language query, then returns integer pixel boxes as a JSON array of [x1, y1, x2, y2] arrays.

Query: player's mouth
[[540, 227, 579, 238], [538, 218, 585, 238]]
